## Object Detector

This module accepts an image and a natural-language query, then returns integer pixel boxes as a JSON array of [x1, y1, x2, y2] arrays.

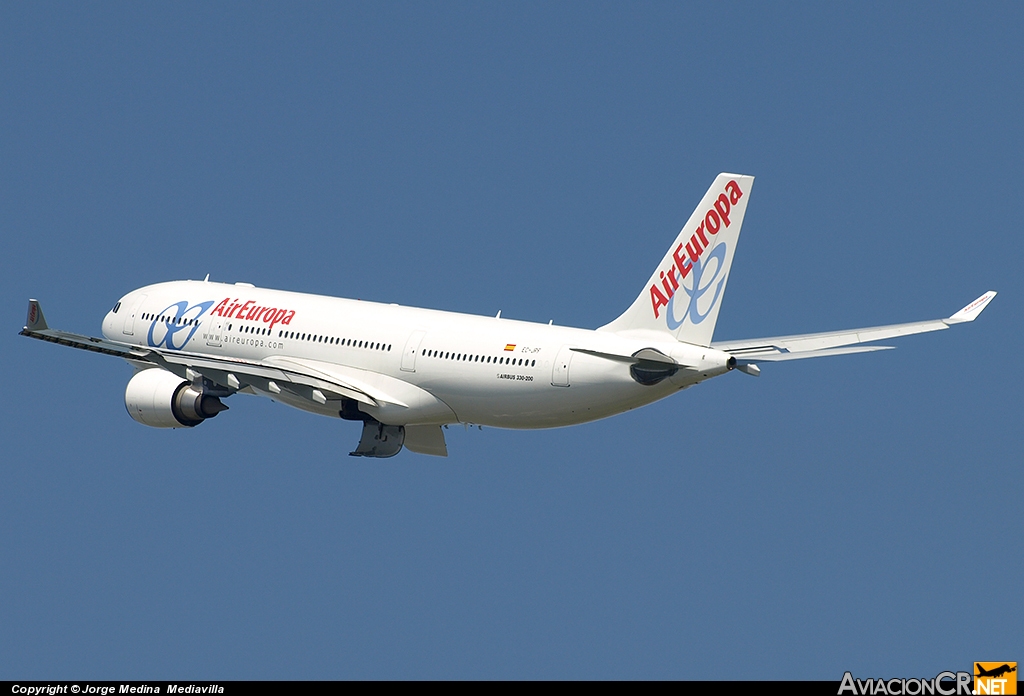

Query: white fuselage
[[102, 280, 733, 429]]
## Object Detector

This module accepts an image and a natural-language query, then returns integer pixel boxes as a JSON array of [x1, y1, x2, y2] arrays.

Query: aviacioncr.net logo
[[839, 671, 974, 696], [665, 242, 727, 330], [148, 300, 214, 350]]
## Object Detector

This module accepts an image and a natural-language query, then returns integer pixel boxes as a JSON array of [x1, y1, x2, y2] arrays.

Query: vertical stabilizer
[[599, 173, 754, 346]]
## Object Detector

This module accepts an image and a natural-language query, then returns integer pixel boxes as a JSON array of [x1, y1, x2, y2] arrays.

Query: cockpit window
[[112, 302, 121, 313]]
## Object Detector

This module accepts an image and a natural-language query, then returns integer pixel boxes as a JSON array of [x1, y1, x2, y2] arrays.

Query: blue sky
[[1, 2, 1020, 679]]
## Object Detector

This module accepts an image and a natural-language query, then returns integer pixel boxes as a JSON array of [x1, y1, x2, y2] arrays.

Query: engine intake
[[124, 368, 228, 428]]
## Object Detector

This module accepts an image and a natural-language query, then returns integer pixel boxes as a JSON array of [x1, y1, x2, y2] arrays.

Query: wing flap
[[158, 352, 380, 407], [262, 356, 403, 407], [738, 345, 895, 362]]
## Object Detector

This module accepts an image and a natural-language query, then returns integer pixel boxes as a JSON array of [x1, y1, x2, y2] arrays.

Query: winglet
[[25, 299, 48, 331], [945, 291, 997, 325]]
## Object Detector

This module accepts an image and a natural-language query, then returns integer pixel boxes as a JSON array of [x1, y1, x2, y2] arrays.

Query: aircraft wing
[[20, 300, 152, 359], [20, 299, 380, 407], [712, 291, 996, 364]]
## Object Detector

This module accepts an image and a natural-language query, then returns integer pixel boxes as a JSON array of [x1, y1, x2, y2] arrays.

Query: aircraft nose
[[102, 306, 121, 339]]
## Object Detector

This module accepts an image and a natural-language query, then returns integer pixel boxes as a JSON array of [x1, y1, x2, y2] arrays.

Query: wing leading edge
[[711, 291, 996, 364], [20, 299, 383, 407]]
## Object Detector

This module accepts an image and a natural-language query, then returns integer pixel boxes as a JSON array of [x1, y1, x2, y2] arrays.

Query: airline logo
[[210, 297, 296, 329], [146, 296, 298, 350], [649, 179, 744, 328], [148, 300, 214, 350]]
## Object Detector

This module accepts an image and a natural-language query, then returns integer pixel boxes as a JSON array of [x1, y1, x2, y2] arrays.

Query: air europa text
[[210, 298, 295, 329], [650, 179, 744, 319]]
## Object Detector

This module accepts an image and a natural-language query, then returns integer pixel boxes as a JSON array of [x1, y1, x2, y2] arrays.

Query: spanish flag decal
[[504, 344, 516, 351]]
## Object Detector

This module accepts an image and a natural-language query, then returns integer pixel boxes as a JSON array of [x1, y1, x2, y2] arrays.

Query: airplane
[[976, 664, 1016, 679], [20, 173, 996, 457]]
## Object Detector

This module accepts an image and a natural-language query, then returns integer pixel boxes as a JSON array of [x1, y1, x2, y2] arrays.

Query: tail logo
[[666, 242, 727, 328], [650, 180, 743, 326]]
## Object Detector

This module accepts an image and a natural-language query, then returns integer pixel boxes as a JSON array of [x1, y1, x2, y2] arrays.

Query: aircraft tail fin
[[599, 174, 754, 346]]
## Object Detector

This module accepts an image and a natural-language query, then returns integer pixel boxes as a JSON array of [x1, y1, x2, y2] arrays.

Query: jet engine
[[124, 368, 228, 428]]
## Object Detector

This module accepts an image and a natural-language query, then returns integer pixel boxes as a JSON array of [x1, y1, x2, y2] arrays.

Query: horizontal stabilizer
[[570, 347, 680, 365]]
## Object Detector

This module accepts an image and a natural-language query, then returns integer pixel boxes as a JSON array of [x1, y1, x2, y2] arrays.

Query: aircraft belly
[[431, 368, 680, 429]]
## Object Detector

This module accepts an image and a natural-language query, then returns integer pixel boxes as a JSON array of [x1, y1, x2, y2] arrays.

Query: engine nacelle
[[124, 368, 228, 428]]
